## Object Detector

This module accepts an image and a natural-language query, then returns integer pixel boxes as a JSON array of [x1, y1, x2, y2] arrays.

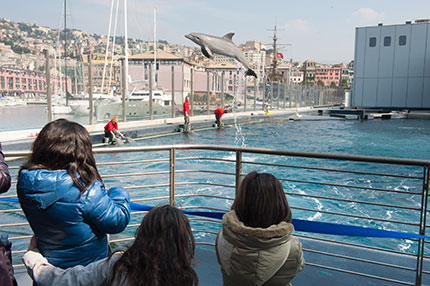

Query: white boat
[[69, 100, 91, 115], [51, 105, 73, 114], [94, 90, 172, 121], [0, 97, 28, 107]]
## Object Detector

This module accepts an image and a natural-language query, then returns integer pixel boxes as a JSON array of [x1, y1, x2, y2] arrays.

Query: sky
[[2, 0, 430, 64]]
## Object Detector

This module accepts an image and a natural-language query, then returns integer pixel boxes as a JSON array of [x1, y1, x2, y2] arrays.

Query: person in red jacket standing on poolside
[[183, 96, 190, 131], [214, 108, 226, 128], [104, 116, 124, 144]]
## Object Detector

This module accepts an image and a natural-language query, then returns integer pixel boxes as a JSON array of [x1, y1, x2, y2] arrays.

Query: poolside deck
[[14, 237, 429, 285], [2, 107, 318, 151]]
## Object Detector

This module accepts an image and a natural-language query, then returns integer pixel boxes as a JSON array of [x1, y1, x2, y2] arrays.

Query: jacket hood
[[222, 210, 294, 249], [18, 169, 76, 209]]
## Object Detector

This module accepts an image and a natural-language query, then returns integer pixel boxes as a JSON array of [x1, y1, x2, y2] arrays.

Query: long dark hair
[[232, 171, 292, 228], [109, 205, 198, 286], [19, 119, 103, 193]]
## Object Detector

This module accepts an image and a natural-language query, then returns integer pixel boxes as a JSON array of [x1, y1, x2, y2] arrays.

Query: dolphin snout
[[185, 34, 192, 40]]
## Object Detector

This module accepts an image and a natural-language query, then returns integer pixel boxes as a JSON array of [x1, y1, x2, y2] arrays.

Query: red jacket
[[214, 108, 225, 117], [183, 101, 190, 115], [104, 121, 118, 132]]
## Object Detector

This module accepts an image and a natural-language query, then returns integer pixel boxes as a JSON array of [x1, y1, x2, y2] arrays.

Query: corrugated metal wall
[[352, 22, 430, 108]]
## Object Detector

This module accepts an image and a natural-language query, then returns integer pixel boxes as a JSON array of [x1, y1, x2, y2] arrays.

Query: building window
[[384, 36, 391, 47], [369, 37, 377, 47], [8, 78, 13, 89], [399, 35, 407, 46]]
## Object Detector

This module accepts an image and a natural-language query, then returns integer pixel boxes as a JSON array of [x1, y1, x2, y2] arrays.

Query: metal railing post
[[207, 71, 210, 116], [270, 81, 273, 109], [415, 165, 429, 286], [262, 77, 266, 111], [191, 69, 194, 116], [171, 65, 175, 118], [221, 71, 225, 109], [169, 148, 176, 206], [235, 151, 242, 195], [44, 49, 52, 123], [253, 77, 256, 111], [149, 64, 153, 120], [244, 79, 247, 113], [121, 58, 127, 122], [88, 53, 94, 125]]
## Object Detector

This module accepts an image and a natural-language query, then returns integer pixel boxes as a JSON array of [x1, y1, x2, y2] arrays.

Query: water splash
[[233, 66, 246, 147]]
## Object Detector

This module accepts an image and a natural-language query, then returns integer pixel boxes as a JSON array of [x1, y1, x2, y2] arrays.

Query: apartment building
[[315, 64, 342, 86], [0, 67, 71, 96]]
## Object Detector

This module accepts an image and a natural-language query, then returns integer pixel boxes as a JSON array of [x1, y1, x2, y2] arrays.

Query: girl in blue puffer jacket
[[17, 119, 130, 269]]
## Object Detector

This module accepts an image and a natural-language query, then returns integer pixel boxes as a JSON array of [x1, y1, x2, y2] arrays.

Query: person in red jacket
[[214, 108, 226, 128], [104, 116, 124, 144], [183, 96, 190, 131]]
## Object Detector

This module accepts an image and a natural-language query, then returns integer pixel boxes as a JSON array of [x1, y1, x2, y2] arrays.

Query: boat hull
[[95, 101, 171, 121]]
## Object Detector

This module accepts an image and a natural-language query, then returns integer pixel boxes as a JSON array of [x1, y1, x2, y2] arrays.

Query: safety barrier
[[2, 145, 429, 285]]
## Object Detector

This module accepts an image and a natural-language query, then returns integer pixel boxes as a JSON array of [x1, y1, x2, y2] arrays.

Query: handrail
[[5, 144, 430, 166]]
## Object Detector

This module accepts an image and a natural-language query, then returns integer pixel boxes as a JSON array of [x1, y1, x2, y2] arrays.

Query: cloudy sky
[[2, 0, 429, 63]]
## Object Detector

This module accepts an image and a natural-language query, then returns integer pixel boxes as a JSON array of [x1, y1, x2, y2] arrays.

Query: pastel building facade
[[0, 67, 71, 96], [315, 65, 342, 86]]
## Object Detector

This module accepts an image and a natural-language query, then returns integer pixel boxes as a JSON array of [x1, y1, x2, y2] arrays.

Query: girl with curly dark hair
[[23, 205, 199, 286]]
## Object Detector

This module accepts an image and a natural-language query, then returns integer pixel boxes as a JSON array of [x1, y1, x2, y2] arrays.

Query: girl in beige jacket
[[216, 171, 305, 286]]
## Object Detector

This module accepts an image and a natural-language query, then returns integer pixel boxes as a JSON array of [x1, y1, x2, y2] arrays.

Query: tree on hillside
[[340, 79, 348, 88]]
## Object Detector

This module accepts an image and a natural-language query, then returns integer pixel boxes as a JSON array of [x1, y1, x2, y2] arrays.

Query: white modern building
[[352, 20, 430, 109]]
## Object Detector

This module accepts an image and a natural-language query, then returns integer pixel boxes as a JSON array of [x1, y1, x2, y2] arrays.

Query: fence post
[[416, 165, 429, 285], [207, 71, 210, 116], [253, 77, 257, 111], [235, 151, 242, 195], [44, 49, 52, 123], [149, 64, 153, 120], [171, 66, 175, 118], [191, 69, 194, 116], [221, 71, 225, 109], [263, 77, 266, 111], [88, 53, 94, 125], [244, 79, 247, 113], [277, 81, 281, 109], [121, 58, 127, 122], [270, 81, 273, 109], [169, 148, 176, 206]]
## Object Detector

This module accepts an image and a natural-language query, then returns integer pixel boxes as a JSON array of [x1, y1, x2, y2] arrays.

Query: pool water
[[98, 119, 430, 252], [4, 118, 430, 258]]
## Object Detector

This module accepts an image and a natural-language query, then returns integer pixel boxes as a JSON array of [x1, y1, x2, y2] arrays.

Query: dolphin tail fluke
[[246, 69, 257, 78]]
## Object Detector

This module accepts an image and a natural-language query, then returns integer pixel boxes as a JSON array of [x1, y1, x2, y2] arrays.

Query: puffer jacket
[[0, 143, 11, 194], [216, 211, 305, 286], [17, 169, 130, 269]]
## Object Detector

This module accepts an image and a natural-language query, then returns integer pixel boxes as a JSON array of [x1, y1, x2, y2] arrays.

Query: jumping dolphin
[[185, 32, 257, 78]]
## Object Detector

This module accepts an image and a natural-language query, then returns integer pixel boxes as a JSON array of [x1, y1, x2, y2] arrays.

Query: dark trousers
[[215, 114, 221, 126], [104, 129, 114, 142]]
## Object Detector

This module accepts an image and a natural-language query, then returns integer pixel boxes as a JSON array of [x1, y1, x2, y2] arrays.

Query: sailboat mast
[[153, 7, 157, 88], [64, 0, 69, 104], [124, 0, 129, 99], [272, 25, 278, 80], [101, 0, 115, 96]]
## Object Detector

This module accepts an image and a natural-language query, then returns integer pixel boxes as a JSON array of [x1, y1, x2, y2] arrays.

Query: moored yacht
[[94, 89, 173, 121]]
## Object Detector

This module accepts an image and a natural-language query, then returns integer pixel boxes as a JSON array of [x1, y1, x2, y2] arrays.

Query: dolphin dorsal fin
[[223, 32, 235, 40]]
